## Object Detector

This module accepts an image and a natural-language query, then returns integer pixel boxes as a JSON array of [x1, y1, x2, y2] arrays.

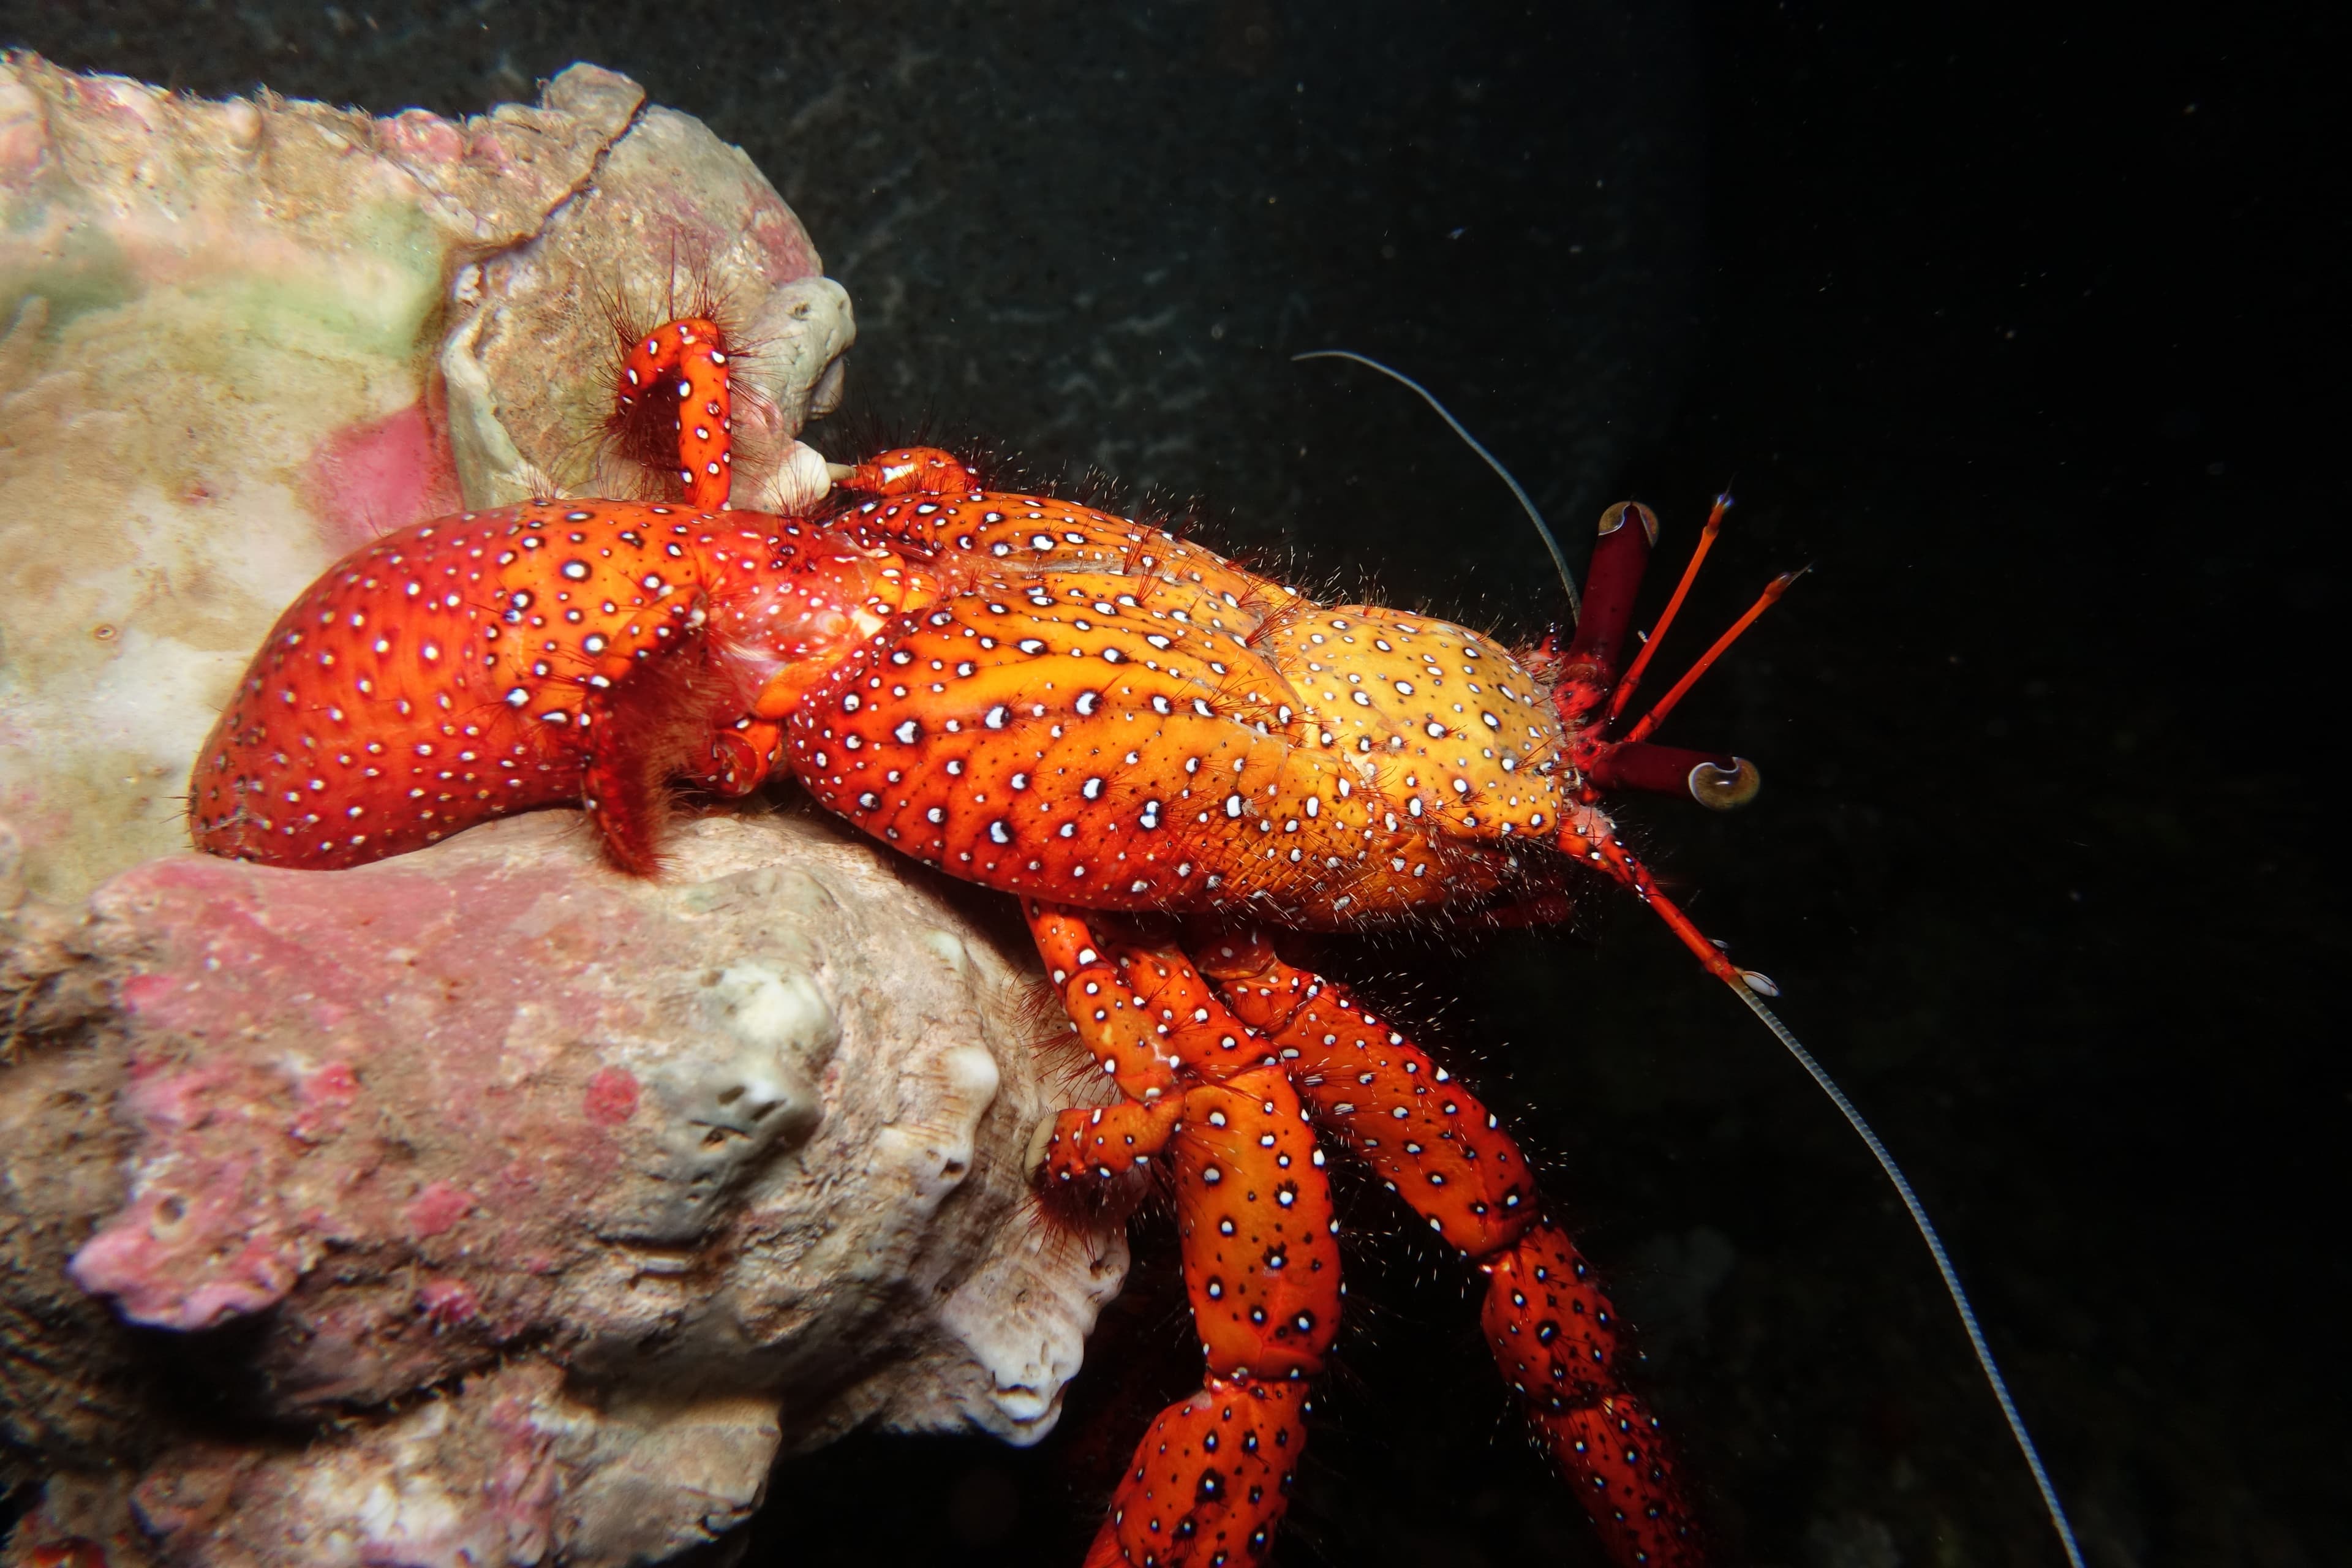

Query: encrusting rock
[[1, 810, 1125, 1566]]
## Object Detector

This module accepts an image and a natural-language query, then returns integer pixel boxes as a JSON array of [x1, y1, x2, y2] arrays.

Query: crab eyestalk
[[1553, 500, 1657, 721], [1587, 742, 1762, 810], [1549, 497, 1771, 812]]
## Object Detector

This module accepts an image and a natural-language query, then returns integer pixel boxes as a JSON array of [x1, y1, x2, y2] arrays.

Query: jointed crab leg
[[1036, 903, 1702, 1567], [1030, 903, 1340, 1567], [612, 315, 736, 509], [1202, 928, 1702, 1568]]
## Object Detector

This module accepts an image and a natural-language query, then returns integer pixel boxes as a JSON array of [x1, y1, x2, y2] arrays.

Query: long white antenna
[[1728, 980, 2087, 1568], [1293, 350, 1580, 624]]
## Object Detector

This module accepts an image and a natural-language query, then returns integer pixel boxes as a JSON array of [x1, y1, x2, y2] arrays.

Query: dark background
[[4, 3, 2344, 1566]]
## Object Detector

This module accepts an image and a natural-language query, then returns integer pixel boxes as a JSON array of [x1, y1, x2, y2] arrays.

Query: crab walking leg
[[1084, 1375, 1314, 1568], [1029, 903, 1291, 1087], [1200, 929, 1703, 1568], [1037, 1096, 1186, 1195], [1082, 1065, 1340, 1568], [1027, 905, 1340, 1567], [615, 316, 735, 508]]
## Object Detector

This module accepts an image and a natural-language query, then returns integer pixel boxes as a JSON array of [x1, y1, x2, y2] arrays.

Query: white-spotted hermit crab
[[188, 315, 2084, 1568]]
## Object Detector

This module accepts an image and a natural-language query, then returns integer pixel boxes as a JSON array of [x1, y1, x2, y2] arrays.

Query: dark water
[[5, 4, 2343, 1566]]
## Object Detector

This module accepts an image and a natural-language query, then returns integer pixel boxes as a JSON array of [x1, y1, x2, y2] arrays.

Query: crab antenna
[[1607, 490, 1733, 728], [1728, 982, 2089, 1568], [1293, 350, 1580, 624], [1623, 567, 1806, 744], [1607, 849, 2087, 1568]]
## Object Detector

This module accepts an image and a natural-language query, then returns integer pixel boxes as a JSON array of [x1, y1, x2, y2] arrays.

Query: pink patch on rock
[[466, 130, 519, 172], [405, 1181, 475, 1238], [69, 1144, 310, 1331], [417, 1276, 480, 1329], [582, 1066, 640, 1126], [304, 397, 463, 554], [371, 108, 465, 164], [117, 971, 179, 1016], [64, 1057, 320, 1329], [291, 1061, 360, 1144], [300, 1061, 360, 1106]]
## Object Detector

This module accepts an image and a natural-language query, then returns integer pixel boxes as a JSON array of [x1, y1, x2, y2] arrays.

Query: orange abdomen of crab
[[788, 489, 1575, 926]]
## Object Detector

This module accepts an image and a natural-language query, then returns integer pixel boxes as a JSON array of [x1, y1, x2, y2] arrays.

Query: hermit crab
[[188, 316, 2080, 1568]]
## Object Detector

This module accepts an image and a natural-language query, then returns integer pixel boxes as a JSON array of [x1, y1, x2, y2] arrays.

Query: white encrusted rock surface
[[0, 810, 1123, 1567]]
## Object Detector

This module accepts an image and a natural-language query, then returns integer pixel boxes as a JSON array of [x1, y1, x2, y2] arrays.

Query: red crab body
[[189, 326, 1779, 1568]]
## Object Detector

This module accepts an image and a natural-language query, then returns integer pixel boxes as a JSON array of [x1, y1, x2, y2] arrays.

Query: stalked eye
[[1688, 757, 1762, 810]]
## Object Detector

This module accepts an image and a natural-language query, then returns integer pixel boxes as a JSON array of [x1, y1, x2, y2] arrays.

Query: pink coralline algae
[[582, 1066, 641, 1126]]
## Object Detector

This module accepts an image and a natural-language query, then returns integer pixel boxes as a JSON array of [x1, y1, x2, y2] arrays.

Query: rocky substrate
[[0, 809, 1122, 1568]]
